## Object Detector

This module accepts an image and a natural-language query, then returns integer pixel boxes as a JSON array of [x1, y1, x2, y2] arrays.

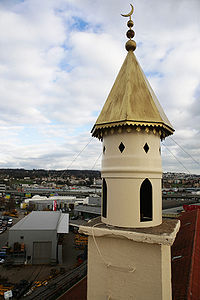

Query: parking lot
[[0, 210, 25, 247]]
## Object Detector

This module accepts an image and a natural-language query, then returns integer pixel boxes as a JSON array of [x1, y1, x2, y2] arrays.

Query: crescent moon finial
[[121, 4, 134, 20], [121, 4, 136, 52]]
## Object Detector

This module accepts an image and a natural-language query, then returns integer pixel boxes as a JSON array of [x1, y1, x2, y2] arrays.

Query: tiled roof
[[187, 209, 200, 300], [58, 277, 87, 300], [172, 210, 200, 300]]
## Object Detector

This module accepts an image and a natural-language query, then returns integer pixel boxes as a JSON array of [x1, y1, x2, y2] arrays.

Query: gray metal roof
[[10, 211, 62, 231], [74, 205, 101, 215], [57, 213, 69, 234]]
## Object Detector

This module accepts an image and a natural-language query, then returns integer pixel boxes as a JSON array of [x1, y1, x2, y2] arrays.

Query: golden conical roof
[[91, 50, 174, 139]]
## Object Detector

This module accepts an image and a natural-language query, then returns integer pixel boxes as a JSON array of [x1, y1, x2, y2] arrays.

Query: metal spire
[[121, 4, 136, 52]]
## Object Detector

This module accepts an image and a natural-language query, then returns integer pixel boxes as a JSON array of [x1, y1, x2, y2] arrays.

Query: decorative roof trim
[[91, 120, 174, 137]]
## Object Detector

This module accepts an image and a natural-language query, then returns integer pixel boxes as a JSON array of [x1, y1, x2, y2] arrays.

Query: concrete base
[[79, 217, 180, 300]]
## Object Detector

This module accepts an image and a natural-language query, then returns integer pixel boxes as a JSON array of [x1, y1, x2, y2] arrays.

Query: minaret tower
[[80, 5, 180, 300], [91, 5, 174, 228]]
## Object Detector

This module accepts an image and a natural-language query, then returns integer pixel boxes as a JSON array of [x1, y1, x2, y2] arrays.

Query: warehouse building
[[73, 196, 101, 220], [23, 195, 87, 211], [8, 211, 69, 264]]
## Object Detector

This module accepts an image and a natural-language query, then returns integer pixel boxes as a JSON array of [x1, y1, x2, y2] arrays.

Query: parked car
[[0, 258, 5, 264], [71, 216, 78, 220], [7, 220, 13, 227], [84, 218, 91, 222], [2, 224, 7, 230]]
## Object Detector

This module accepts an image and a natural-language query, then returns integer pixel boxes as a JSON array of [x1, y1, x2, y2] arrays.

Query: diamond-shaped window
[[119, 142, 125, 153], [143, 143, 149, 153]]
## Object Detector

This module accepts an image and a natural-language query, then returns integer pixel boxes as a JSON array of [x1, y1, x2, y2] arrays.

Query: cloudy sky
[[0, 0, 200, 174]]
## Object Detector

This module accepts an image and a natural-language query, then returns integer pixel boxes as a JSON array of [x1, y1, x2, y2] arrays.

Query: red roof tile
[[58, 277, 87, 300], [172, 210, 200, 300], [187, 209, 200, 300]]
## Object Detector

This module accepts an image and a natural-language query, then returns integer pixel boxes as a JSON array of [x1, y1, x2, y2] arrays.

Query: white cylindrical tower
[[101, 127, 162, 227], [92, 12, 174, 228]]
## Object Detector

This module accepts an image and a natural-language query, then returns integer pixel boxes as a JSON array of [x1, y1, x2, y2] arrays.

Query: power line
[[60, 137, 93, 177], [91, 152, 102, 170], [162, 142, 191, 174], [66, 137, 93, 170], [170, 137, 200, 167]]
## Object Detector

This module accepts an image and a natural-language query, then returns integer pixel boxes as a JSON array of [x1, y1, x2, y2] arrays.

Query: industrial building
[[23, 195, 87, 211], [9, 211, 69, 264], [74, 196, 101, 220], [74, 205, 101, 220]]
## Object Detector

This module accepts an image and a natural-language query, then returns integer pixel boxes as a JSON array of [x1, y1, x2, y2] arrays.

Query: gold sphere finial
[[121, 4, 136, 52], [125, 40, 136, 52]]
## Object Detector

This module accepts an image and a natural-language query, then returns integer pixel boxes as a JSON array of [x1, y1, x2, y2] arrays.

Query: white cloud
[[0, 0, 199, 173]]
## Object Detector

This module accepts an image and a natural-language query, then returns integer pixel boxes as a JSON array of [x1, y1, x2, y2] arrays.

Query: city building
[[9, 211, 69, 264], [73, 196, 101, 220], [23, 195, 86, 211], [0, 182, 6, 194]]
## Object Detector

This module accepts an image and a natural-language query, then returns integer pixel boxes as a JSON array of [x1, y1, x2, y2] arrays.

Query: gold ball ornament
[[125, 39, 136, 51], [126, 29, 135, 39], [127, 19, 134, 28]]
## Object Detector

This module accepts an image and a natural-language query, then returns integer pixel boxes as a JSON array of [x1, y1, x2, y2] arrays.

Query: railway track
[[24, 262, 87, 300]]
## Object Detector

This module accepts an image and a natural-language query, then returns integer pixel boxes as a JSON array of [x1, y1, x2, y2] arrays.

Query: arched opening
[[102, 178, 107, 218], [140, 178, 152, 222]]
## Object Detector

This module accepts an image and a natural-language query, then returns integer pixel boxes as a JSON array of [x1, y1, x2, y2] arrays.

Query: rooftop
[[172, 210, 200, 300], [74, 205, 101, 215], [92, 51, 174, 139], [10, 211, 62, 231]]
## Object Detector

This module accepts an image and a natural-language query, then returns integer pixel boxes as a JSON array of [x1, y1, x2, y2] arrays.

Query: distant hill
[[0, 168, 101, 179]]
